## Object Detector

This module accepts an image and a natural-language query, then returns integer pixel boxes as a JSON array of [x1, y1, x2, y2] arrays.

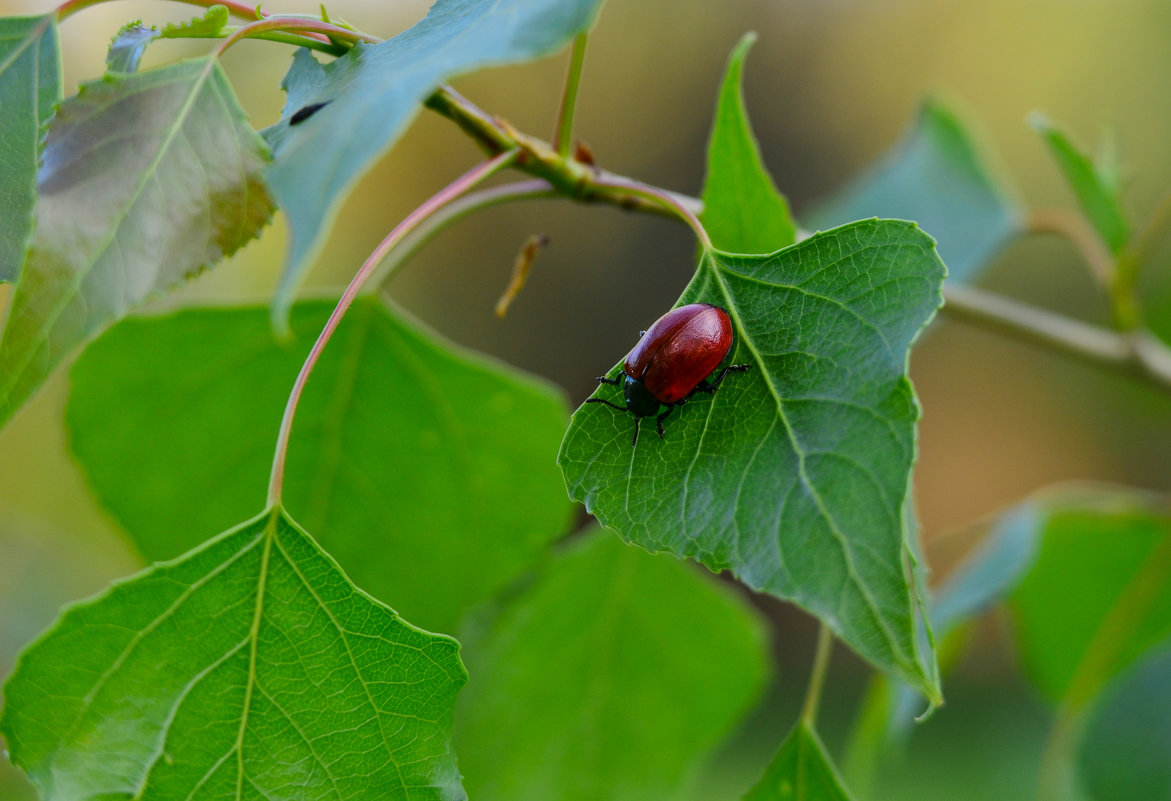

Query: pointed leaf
[[262, 0, 603, 329], [0, 57, 274, 429], [701, 32, 796, 253], [68, 297, 570, 633], [0, 14, 59, 283], [455, 531, 769, 801], [0, 507, 467, 801], [806, 100, 1020, 284], [745, 723, 856, 801], [106, 22, 158, 72], [560, 219, 945, 698], [1008, 488, 1171, 705], [1031, 113, 1130, 255], [1078, 643, 1171, 801]]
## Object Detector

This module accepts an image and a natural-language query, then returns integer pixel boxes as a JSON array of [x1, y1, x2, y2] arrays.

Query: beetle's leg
[[595, 375, 621, 386], [586, 397, 627, 411], [707, 363, 753, 389], [656, 405, 674, 439]]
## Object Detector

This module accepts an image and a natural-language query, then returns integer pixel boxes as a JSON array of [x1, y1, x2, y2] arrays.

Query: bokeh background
[[1, 0, 1169, 798]]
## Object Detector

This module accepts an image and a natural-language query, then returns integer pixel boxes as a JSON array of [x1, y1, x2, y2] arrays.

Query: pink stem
[[217, 16, 379, 55], [592, 175, 712, 250], [266, 150, 519, 505]]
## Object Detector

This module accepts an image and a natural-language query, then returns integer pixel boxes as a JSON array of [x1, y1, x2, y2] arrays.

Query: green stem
[[267, 149, 519, 506], [553, 32, 589, 158], [217, 15, 378, 55], [941, 284, 1171, 398], [801, 624, 834, 727]]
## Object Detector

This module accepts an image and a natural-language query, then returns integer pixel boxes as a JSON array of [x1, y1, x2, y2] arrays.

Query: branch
[[941, 284, 1171, 397]]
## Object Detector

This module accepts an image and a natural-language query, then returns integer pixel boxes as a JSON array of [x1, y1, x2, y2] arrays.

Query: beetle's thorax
[[623, 375, 662, 418]]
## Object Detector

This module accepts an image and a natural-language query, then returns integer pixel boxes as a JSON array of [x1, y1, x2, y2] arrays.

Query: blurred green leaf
[[1009, 488, 1171, 705], [700, 32, 796, 253], [0, 58, 274, 429], [455, 530, 769, 801], [0, 14, 59, 283], [68, 297, 570, 634], [560, 219, 945, 698], [0, 507, 466, 801], [744, 723, 855, 801], [262, 0, 603, 330], [105, 22, 158, 72], [1030, 113, 1130, 255], [1078, 642, 1171, 801], [806, 100, 1020, 284]]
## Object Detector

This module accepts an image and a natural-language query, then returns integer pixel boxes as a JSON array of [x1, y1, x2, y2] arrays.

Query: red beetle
[[586, 303, 752, 446]]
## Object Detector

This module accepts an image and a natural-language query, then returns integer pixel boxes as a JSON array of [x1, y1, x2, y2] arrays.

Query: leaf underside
[[0, 508, 467, 801], [0, 57, 274, 428], [0, 14, 60, 283], [560, 219, 945, 698], [68, 297, 571, 634], [262, 0, 604, 328]]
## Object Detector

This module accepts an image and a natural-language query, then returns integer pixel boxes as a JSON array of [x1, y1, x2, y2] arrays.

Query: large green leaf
[[700, 32, 795, 253], [68, 297, 570, 633], [1031, 113, 1130, 255], [744, 723, 855, 801], [0, 14, 59, 283], [1078, 643, 1171, 801], [262, 0, 603, 329], [0, 507, 466, 801], [560, 219, 945, 699], [805, 100, 1020, 284], [0, 58, 274, 429], [455, 530, 769, 801], [1009, 490, 1171, 705]]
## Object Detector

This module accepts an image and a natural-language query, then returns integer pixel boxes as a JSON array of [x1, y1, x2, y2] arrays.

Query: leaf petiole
[[553, 32, 589, 158]]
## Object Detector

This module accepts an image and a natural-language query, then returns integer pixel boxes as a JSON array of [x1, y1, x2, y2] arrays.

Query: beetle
[[586, 303, 752, 446]]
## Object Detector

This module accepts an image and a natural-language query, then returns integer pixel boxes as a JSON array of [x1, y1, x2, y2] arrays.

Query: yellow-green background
[[1, 0, 1169, 798]]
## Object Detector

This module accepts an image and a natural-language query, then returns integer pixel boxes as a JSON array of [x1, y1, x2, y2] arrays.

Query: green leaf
[[700, 32, 796, 253], [68, 297, 570, 634], [160, 5, 231, 39], [1009, 487, 1171, 704], [0, 507, 466, 801], [0, 14, 60, 283], [806, 100, 1020, 284], [1078, 642, 1171, 801], [744, 723, 856, 801], [0, 58, 274, 429], [262, 0, 603, 330], [560, 219, 945, 698], [1031, 113, 1130, 255], [455, 530, 769, 801], [106, 22, 158, 72]]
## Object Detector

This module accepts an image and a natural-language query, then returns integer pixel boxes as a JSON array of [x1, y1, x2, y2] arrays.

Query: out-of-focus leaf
[[1078, 643, 1171, 801], [68, 297, 570, 634], [455, 531, 769, 801], [700, 32, 795, 253], [806, 100, 1020, 284], [105, 22, 158, 72], [0, 58, 274, 428], [0, 507, 466, 801], [262, 0, 604, 330], [744, 723, 856, 801], [1009, 488, 1171, 705], [560, 219, 946, 699], [1031, 113, 1130, 255], [0, 14, 59, 283]]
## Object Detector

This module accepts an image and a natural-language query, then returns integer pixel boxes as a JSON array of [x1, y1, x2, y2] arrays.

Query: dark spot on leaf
[[290, 101, 331, 126]]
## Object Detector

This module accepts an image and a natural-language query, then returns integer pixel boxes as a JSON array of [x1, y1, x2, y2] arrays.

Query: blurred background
[[1, 0, 1169, 798]]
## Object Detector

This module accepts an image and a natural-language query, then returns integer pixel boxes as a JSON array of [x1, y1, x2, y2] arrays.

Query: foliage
[[0, 1, 1168, 800]]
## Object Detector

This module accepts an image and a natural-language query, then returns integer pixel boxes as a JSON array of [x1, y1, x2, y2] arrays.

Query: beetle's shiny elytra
[[586, 303, 752, 446]]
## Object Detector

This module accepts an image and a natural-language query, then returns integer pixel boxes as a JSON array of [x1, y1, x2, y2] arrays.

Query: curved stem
[[372, 180, 558, 289], [266, 149, 519, 506], [1026, 207, 1115, 289], [801, 624, 834, 727], [217, 16, 378, 56], [941, 284, 1171, 397], [58, 0, 263, 22], [553, 32, 589, 158], [591, 175, 712, 249]]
